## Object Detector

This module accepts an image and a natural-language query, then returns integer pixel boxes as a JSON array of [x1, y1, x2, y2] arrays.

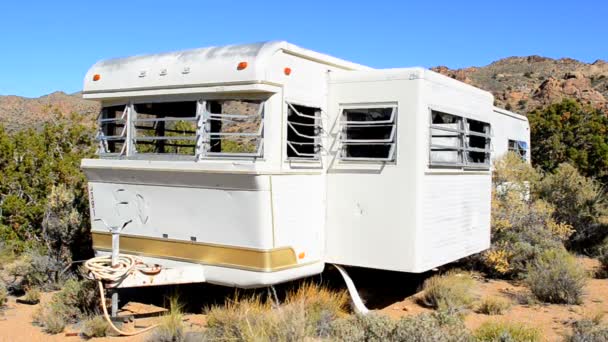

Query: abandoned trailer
[[81, 41, 530, 305]]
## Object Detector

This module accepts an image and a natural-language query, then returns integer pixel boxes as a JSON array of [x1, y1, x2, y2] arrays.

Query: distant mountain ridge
[[1, 56, 607, 131], [0, 91, 99, 130], [432, 56, 608, 114]]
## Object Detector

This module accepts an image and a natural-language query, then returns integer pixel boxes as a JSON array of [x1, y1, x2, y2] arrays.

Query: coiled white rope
[[84, 255, 159, 336]]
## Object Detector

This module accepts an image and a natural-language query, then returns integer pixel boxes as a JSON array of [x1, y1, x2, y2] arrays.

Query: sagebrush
[[526, 248, 587, 304]]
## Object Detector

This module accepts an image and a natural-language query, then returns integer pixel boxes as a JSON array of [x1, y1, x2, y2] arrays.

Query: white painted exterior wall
[[82, 42, 529, 288]]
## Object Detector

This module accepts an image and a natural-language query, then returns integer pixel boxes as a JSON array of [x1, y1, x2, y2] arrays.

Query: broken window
[[203, 100, 264, 157], [430, 110, 491, 168], [132, 101, 198, 156], [286, 103, 322, 160], [98, 105, 128, 155], [508, 139, 528, 160], [338, 106, 397, 161]]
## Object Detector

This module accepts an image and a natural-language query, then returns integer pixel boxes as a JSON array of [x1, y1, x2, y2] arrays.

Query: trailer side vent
[[429, 110, 491, 169], [338, 106, 397, 162], [286, 103, 322, 160]]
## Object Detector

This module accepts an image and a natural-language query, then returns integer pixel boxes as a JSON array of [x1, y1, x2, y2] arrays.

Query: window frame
[[96, 98, 266, 161], [285, 101, 322, 161], [508, 139, 528, 160], [429, 109, 492, 170], [337, 103, 398, 163]]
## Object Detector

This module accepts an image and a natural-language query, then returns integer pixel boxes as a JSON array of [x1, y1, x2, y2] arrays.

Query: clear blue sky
[[1, 0, 606, 98]]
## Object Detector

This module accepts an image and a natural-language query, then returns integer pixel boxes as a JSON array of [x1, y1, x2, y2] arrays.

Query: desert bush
[[528, 99, 608, 184], [23, 287, 41, 303], [599, 241, 608, 274], [33, 278, 99, 334], [0, 116, 95, 263], [481, 153, 574, 278], [473, 321, 540, 341], [420, 270, 475, 315], [391, 313, 471, 342], [567, 316, 608, 342], [81, 315, 110, 338], [4, 247, 66, 292], [203, 283, 348, 341], [526, 249, 587, 304], [0, 282, 7, 307], [330, 313, 395, 342], [285, 282, 348, 337], [477, 297, 511, 315], [147, 296, 184, 342], [538, 163, 608, 251]]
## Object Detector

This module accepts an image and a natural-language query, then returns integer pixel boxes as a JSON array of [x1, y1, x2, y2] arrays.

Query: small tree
[[528, 99, 608, 184]]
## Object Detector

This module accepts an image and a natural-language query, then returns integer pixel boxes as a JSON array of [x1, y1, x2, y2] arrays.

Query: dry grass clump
[[525, 249, 587, 304], [32, 278, 99, 334], [81, 315, 110, 338], [567, 314, 608, 342], [202, 283, 348, 341], [22, 287, 41, 303], [477, 296, 512, 315], [331, 312, 470, 342], [0, 282, 7, 307], [420, 270, 476, 315], [473, 321, 541, 342], [147, 296, 184, 342]]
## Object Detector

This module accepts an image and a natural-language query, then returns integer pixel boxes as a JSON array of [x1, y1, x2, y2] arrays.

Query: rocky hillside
[[1, 56, 607, 130], [432, 56, 608, 114], [0, 91, 99, 130]]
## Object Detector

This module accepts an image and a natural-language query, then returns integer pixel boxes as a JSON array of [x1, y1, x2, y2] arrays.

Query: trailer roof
[[83, 41, 371, 99]]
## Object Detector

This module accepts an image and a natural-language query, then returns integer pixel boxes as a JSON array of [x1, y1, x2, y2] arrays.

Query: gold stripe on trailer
[[91, 232, 298, 272]]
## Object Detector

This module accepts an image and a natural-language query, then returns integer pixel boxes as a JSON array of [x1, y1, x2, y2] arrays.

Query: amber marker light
[[93, 74, 101, 81], [284, 67, 292, 76], [237, 61, 248, 70], [298, 252, 305, 259]]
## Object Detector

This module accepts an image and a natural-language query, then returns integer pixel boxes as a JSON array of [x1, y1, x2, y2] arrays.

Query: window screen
[[338, 106, 397, 161], [430, 110, 491, 168]]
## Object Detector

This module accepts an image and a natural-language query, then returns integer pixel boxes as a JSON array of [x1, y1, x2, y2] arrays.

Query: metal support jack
[[94, 218, 133, 317], [332, 264, 369, 314]]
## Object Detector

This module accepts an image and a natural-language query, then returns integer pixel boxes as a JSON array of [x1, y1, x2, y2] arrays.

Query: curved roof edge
[[83, 41, 371, 97]]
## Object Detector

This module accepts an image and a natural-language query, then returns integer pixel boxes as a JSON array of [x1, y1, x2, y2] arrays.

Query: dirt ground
[[0, 257, 606, 341]]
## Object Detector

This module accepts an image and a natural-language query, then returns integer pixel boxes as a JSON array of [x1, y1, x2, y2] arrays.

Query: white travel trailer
[[81, 41, 530, 292]]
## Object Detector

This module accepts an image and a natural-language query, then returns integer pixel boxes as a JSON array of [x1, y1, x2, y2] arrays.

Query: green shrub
[[526, 249, 587, 304], [538, 163, 608, 251], [528, 99, 608, 184], [0, 116, 95, 265], [81, 315, 110, 338], [567, 316, 608, 342], [474, 321, 540, 341], [477, 297, 511, 315], [391, 313, 471, 342], [420, 270, 475, 315]]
